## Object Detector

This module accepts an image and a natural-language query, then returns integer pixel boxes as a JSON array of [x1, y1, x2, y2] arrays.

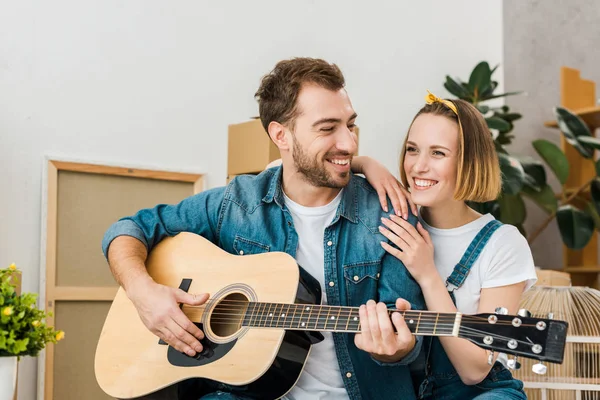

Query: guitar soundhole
[[210, 292, 248, 338]]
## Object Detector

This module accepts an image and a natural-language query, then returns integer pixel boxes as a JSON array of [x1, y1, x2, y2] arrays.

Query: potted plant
[[0, 263, 64, 400], [444, 62, 600, 250]]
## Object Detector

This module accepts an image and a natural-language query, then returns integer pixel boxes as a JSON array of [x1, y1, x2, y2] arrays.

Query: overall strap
[[446, 219, 502, 293]]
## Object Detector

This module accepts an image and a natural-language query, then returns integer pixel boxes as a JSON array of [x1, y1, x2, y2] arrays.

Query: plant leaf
[[553, 106, 594, 158], [520, 157, 547, 191], [498, 153, 526, 195], [498, 194, 526, 225], [522, 184, 558, 214], [486, 117, 512, 133], [496, 113, 522, 122], [444, 76, 472, 100], [480, 91, 523, 101], [532, 139, 569, 184], [480, 81, 499, 99], [556, 205, 595, 249], [477, 105, 490, 114], [468, 62, 492, 98], [577, 136, 600, 151], [590, 177, 600, 216], [467, 200, 500, 219]]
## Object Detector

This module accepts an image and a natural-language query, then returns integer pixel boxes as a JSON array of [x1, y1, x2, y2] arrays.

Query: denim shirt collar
[[262, 166, 358, 224]]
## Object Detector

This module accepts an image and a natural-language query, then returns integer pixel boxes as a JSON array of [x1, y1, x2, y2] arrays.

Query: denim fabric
[[416, 220, 526, 400], [420, 362, 526, 400], [102, 166, 425, 400]]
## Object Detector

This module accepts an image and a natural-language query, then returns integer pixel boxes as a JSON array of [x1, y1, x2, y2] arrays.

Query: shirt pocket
[[233, 235, 270, 256], [343, 261, 381, 305]]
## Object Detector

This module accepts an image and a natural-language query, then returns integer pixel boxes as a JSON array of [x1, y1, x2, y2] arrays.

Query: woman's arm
[[378, 215, 529, 385], [418, 276, 525, 384], [351, 156, 417, 219]]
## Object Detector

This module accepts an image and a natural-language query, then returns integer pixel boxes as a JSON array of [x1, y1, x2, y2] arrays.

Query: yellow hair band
[[425, 90, 458, 116]]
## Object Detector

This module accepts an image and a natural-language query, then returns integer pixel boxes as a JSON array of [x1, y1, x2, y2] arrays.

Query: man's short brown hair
[[255, 58, 346, 132]]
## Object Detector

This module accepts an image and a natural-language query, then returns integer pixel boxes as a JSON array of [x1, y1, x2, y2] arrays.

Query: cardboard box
[[227, 118, 360, 177], [227, 119, 279, 176]]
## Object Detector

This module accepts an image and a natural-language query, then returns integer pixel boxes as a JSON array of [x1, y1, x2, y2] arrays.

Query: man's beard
[[292, 134, 351, 189]]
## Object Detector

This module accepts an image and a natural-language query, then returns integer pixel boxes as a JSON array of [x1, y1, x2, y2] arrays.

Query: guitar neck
[[240, 302, 461, 337]]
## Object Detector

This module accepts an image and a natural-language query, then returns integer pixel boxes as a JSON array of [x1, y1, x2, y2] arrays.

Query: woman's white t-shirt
[[419, 212, 538, 315]]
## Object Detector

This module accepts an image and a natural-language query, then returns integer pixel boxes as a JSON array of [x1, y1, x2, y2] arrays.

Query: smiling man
[[101, 57, 424, 400]]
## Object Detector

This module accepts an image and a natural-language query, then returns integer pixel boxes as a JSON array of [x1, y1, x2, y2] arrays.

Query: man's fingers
[[376, 302, 395, 343], [395, 298, 412, 311], [358, 304, 371, 337], [366, 300, 380, 342], [167, 317, 203, 354], [159, 325, 198, 357], [173, 308, 205, 341], [176, 291, 209, 306]]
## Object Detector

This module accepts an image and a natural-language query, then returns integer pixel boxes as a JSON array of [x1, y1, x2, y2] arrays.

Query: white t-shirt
[[282, 190, 349, 400], [419, 211, 538, 315]]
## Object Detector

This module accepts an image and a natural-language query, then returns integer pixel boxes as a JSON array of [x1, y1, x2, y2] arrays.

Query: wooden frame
[[38, 159, 204, 400]]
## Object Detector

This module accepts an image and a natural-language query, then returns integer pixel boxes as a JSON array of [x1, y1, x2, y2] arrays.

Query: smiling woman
[[353, 91, 536, 400]]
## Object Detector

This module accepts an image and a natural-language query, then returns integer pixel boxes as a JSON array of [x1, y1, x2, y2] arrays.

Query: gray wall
[[504, 0, 600, 269]]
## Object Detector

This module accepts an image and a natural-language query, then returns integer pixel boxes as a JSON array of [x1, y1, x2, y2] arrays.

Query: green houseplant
[[0, 263, 63, 399], [445, 62, 600, 250]]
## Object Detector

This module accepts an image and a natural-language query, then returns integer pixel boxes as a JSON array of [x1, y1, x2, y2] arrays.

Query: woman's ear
[[268, 121, 291, 150]]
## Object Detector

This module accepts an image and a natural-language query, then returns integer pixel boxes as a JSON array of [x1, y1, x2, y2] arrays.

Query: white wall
[[0, 1, 503, 398]]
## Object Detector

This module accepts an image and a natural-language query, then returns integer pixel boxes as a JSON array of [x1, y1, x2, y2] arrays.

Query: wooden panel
[[56, 171, 194, 287], [53, 302, 113, 400], [558, 67, 598, 277], [43, 160, 204, 400]]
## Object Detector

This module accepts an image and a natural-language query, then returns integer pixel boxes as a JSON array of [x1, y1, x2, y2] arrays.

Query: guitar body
[[95, 232, 322, 399]]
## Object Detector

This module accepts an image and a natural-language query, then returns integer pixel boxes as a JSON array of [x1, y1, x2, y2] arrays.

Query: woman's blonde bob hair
[[399, 99, 501, 202]]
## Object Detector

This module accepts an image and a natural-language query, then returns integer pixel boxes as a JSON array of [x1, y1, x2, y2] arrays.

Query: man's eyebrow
[[312, 118, 342, 127], [312, 113, 358, 128]]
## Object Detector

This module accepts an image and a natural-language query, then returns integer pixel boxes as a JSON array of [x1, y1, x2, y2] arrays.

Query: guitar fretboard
[[240, 302, 459, 336]]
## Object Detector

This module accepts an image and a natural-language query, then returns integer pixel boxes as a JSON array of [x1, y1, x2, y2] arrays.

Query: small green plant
[[0, 263, 64, 357]]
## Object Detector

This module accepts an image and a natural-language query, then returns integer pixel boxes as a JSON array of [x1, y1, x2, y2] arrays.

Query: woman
[[353, 91, 536, 399]]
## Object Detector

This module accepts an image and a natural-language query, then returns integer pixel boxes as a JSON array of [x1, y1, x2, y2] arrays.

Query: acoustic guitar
[[95, 232, 567, 399]]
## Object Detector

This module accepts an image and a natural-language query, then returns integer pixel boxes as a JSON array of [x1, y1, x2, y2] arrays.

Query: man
[[102, 57, 424, 400]]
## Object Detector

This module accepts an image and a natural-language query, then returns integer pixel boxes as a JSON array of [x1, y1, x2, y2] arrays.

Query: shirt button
[[329, 281, 335, 287], [327, 241, 333, 246], [346, 372, 352, 378], [376, 273, 380, 278], [239, 250, 244, 255], [353, 276, 359, 281]]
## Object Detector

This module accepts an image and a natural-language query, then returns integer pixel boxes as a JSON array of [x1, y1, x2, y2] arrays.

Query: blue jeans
[[420, 362, 526, 400]]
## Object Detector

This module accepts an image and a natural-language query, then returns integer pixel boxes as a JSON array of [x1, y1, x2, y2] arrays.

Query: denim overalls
[[415, 220, 527, 400]]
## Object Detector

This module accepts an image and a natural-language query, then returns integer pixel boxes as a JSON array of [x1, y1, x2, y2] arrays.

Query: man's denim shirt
[[102, 166, 425, 400]]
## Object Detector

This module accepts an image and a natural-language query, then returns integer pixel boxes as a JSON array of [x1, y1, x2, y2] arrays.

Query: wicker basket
[[512, 285, 600, 400]]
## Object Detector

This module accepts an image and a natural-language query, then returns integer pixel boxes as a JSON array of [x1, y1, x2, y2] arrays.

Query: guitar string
[[185, 307, 540, 328], [196, 314, 546, 345], [187, 316, 546, 350], [182, 299, 542, 327]]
